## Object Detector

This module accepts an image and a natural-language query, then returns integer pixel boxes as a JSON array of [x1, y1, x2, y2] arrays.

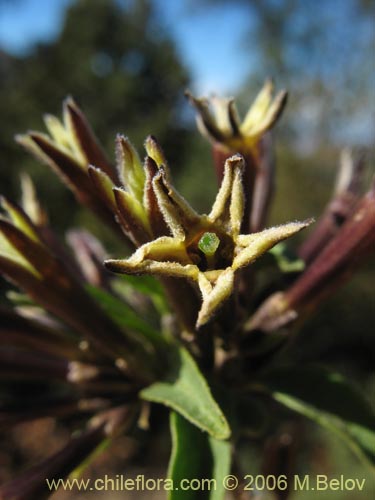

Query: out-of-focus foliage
[[0, 0, 190, 228]]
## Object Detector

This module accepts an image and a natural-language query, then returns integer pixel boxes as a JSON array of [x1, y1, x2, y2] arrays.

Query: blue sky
[[0, 1, 71, 52], [0, 0, 251, 93], [0, 0, 373, 146]]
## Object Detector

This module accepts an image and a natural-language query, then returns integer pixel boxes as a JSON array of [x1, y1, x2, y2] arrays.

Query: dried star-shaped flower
[[186, 80, 287, 157], [105, 155, 311, 328]]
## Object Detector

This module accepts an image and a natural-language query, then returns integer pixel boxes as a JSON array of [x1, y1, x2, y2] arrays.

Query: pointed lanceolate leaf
[[114, 187, 150, 244], [0, 222, 39, 277], [208, 436, 232, 500], [0, 219, 52, 277], [141, 345, 231, 440], [262, 366, 375, 469], [168, 412, 231, 500], [116, 135, 145, 202], [64, 97, 116, 180], [44, 113, 71, 149], [85, 284, 164, 349], [0, 253, 42, 284], [20, 132, 96, 203], [88, 166, 116, 211], [20, 173, 48, 226], [112, 274, 169, 315], [17, 134, 122, 237], [1, 197, 40, 242]]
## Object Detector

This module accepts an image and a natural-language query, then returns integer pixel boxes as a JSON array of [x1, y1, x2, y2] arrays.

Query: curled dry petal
[[106, 155, 311, 327]]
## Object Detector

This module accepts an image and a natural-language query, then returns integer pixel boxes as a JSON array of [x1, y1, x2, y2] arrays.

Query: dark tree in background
[[0, 0, 190, 227]]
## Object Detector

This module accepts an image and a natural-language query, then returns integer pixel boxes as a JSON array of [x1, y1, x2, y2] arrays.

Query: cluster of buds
[[15, 93, 311, 331]]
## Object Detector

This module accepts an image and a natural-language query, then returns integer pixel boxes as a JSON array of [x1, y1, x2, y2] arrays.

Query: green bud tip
[[198, 232, 220, 257]]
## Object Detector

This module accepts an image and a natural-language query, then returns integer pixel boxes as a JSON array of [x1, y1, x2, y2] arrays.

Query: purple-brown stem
[[298, 151, 365, 264], [250, 133, 275, 232], [287, 187, 375, 310], [260, 421, 302, 500], [0, 307, 80, 360], [66, 229, 111, 288], [0, 397, 110, 430], [0, 405, 134, 500], [247, 185, 375, 332]]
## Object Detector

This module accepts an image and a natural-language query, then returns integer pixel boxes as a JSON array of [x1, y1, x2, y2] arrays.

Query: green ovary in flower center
[[186, 229, 234, 272], [198, 232, 220, 256]]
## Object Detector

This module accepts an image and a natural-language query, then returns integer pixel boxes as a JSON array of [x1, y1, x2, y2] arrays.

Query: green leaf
[[86, 284, 164, 347], [88, 166, 116, 210], [6, 290, 35, 306], [70, 438, 111, 480], [262, 366, 375, 469], [112, 275, 169, 315], [116, 135, 146, 203], [0, 197, 39, 243], [208, 436, 232, 500], [141, 346, 231, 440], [168, 412, 231, 500], [0, 223, 41, 278], [269, 242, 305, 273]]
